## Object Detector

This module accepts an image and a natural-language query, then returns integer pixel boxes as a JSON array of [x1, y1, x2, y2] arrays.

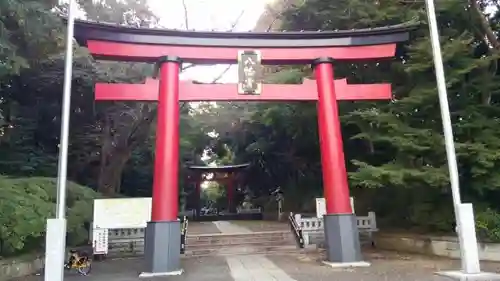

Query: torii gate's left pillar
[[141, 56, 183, 277]]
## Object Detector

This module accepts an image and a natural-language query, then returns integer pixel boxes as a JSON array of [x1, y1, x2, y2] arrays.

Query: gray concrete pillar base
[[140, 220, 182, 277], [324, 213, 363, 263]]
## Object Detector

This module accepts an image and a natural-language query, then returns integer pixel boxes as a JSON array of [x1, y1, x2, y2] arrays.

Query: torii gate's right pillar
[[313, 57, 362, 264]]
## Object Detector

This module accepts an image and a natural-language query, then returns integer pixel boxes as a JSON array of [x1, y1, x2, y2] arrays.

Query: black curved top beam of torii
[[72, 19, 416, 47], [69, 19, 418, 64]]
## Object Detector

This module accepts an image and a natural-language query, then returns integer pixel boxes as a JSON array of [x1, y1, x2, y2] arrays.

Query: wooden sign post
[[237, 50, 262, 95]]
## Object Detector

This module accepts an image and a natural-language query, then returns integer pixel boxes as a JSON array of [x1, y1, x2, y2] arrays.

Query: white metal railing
[[293, 212, 378, 246], [288, 212, 305, 248]]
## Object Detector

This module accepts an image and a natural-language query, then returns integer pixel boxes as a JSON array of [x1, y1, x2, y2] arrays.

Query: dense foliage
[[0, 176, 99, 256]]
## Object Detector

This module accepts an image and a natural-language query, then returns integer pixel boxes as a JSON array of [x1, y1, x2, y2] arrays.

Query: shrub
[[0, 176, 100, 256], [475, 208, 500, 243]]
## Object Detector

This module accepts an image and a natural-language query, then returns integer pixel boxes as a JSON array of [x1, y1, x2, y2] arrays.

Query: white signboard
[[315, 197, 355, 218], [93, 197, 152, 229]]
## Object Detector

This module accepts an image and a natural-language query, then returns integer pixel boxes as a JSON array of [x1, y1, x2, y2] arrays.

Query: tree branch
[[183, 9, 246, 81], [228, 10, 245, 31], [181, 63, 198, 72], [182, 0, 189, 30], [211, 65, 233, 83], [469, 0, 500, 49]]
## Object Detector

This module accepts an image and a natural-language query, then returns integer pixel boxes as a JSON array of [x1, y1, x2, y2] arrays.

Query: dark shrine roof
[[187, 163, 250, 173]]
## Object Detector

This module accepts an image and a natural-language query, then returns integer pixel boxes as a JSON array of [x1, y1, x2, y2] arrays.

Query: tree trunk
[[469, 0, 499, 105], [97, 149, 131, 196], [96, 104, 157, 196]]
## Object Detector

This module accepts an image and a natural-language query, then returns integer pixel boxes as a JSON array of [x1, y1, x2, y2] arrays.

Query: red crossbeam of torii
[[86, 40, 396, 63], [95, 78, 392, 101]]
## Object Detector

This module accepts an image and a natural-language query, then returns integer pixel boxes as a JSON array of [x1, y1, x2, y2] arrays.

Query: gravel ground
[[268, 250, 500, 281]]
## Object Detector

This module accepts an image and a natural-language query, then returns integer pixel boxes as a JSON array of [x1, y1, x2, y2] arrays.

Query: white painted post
[[303, 233, 310, 246], [44, 219, 67, 281], [457, 204, 480, 274], [316, 197, 355, 217], [316, 198, 325, 218], [294, 213, 302, 224], [368, 211, 377, 231]]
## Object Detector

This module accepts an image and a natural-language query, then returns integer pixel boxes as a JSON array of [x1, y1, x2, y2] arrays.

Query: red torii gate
[[186, 163, 249, 216], [72, 19, 414, 276]]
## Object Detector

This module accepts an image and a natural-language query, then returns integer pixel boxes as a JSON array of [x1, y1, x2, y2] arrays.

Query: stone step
[[186, 233, 294, 245], [186, 231, 293, 242], [183, 230, 299, 257], [186, 239, 294, 250], [184, 244, 298, 257], [186, 237, 294, 247], [187, 230, 292, 237]]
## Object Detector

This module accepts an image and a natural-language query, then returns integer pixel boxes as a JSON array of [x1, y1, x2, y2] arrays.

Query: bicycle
[[64, 249, 92, 276]]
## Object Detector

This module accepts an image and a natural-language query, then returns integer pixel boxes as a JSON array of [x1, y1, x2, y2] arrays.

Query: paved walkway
[[212, 221, 252, 234], [214, 221, 297, 281], [226, 255, 296, 281]]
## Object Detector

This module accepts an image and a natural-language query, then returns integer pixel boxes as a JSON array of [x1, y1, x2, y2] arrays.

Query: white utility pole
[[424, 0, 482, 276], [44, 0, 77, 280]]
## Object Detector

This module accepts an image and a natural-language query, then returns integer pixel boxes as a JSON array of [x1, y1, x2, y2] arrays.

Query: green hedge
[[475, 208, 500, 242], [0, 176, 100, 257]]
